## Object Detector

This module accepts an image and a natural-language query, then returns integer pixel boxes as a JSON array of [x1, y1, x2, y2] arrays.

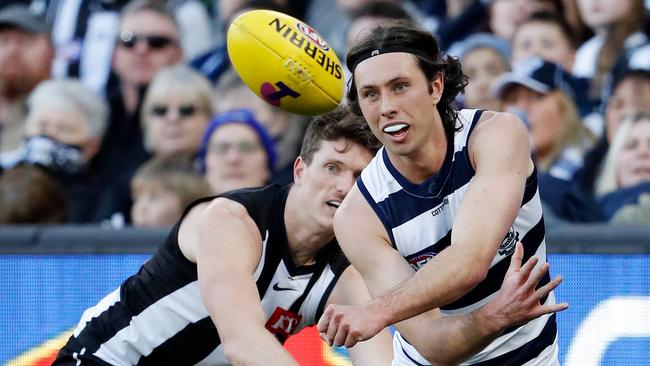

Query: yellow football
[[227, 9, 344, 115]]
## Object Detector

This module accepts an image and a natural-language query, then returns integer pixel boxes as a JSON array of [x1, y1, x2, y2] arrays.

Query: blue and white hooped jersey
[[358, 109, 558, 366]]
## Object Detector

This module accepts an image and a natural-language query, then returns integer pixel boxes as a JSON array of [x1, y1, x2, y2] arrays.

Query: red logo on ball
[[297, 22, 329, 51]]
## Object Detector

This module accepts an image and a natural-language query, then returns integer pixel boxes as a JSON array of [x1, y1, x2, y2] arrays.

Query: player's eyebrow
[[358, 76, 408, 91]]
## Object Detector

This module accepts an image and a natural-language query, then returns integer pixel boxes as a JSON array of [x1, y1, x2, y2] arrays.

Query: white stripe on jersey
[[440, 240, 547, 316], [73, 287, 120, 337], [94, 281, 208, 365]]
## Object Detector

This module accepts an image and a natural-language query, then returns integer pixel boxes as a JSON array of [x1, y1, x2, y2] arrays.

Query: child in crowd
[[448, 33, 511, 111], [511, 11, 577, 71], [130, 155, 211, 227]]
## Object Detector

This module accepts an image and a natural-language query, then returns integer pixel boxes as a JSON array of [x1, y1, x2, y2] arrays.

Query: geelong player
[[319, 21, 568, 365]]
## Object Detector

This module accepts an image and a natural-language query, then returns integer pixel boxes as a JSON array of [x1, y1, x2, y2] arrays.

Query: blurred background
[[1, 0, 649, 364]]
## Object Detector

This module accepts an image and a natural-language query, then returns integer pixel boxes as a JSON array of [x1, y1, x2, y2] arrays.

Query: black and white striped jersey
[[54, 184, 349, 366], [357, 109, 558, 365]]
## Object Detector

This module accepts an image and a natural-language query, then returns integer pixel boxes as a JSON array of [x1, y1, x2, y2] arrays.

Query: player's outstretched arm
[[398, 242, 568, 365], [183, 198, 299, 366], [324, 266, 394, 365]]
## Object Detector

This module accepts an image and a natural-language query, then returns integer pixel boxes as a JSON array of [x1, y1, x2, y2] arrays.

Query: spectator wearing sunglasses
[[141, 64, 214, 158], [92, 0, 185, 225], [197, 109, 277, 194]]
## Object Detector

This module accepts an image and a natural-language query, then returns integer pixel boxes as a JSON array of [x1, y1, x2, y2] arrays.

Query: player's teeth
[[383, 124, 408, 133]]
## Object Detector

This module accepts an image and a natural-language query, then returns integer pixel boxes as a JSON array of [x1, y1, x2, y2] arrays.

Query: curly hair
[[346, 20, 468, 144], [300, 107, 382, 165]]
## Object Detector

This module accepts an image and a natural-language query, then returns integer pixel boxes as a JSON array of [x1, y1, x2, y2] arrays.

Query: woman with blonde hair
[[595, 111, 650, 223], [141, 64, 214, 158]]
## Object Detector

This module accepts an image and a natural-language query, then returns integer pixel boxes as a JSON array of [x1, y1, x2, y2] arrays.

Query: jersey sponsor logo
[[407, 252, 436, 271], [266, 307, 303, 342], [430, 197, 449, 217], [499, 226, 519, 256]]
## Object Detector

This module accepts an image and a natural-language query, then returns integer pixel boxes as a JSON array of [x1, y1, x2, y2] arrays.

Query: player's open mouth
[[383, 123, 409, 137], [326, 200, 341, 209]]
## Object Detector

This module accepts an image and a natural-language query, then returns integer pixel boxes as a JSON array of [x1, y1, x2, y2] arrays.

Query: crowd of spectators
[[0, 0, 648, 227]]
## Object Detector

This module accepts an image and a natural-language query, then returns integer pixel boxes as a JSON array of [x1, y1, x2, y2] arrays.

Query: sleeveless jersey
[[357, 109, 558, 366], [54, 184, 349, 366]]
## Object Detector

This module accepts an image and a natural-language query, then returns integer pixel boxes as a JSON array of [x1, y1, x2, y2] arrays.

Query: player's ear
[[430, 72, 444, 104], [293, 156, 305, 185]]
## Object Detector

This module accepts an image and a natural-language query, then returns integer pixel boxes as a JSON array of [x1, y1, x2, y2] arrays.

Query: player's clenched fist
[[317, 303, 387, 348]]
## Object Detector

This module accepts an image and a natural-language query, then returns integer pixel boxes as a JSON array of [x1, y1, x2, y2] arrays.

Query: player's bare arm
[[180, 197, 299, 366], [325, 266, 394, 365], [320, 186, 567, 363]]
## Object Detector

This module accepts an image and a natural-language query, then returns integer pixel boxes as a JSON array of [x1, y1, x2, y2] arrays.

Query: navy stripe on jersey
[[441, 217, 547, 311], [373, 148, 474, 228], [357, 178, 397, 245], [521, 167, 539, 207], [137, 317, 219, 366], [401, 344, 428, 366], [473, 314, 557, 366]]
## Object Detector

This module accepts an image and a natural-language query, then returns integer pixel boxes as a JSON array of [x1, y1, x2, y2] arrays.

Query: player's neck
[[284, 187, 334, 266], [388, 125, 448, 184]]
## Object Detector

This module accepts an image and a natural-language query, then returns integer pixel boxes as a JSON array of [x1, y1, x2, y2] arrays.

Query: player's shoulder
[[471, 110, 529, 143]]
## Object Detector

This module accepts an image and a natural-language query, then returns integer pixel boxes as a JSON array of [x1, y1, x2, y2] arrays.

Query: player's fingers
[[534, 275, 562, 299], [333, 323, 349, 347], [524, 262, 550, 291], [519, 254, 539, 281], [317, 309, 331, 333], [508, 242, 524, 272], [535, 302, 569, 316], [344, 330, 363, 348]]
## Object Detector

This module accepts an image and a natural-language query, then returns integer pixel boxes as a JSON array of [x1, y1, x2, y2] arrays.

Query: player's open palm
[[484, 242, 569, 331]]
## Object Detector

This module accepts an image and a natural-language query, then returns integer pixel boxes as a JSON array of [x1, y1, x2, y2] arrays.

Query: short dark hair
[[521, 11, 577, 48], [346, 20, 467, 144], [0, 165, 67, 224], [300, 107, 381, 165]]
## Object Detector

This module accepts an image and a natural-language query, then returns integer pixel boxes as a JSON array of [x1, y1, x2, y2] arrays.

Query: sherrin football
[[227, 9, 344, 115]]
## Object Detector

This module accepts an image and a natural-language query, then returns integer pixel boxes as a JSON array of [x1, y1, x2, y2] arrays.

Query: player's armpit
[[195, 198, 299, 366]]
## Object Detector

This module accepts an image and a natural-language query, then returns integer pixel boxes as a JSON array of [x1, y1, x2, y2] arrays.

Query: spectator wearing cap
[[0, 4, 53, 154], [197, 109, 276, 194], [493, 57, 598, 221], [493, 57, 596, 179], [447, 33, 510, 111]]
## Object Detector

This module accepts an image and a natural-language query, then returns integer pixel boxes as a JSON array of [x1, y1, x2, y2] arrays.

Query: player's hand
[[478, 242, 568, 333], [317, 303, 386, 348]]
